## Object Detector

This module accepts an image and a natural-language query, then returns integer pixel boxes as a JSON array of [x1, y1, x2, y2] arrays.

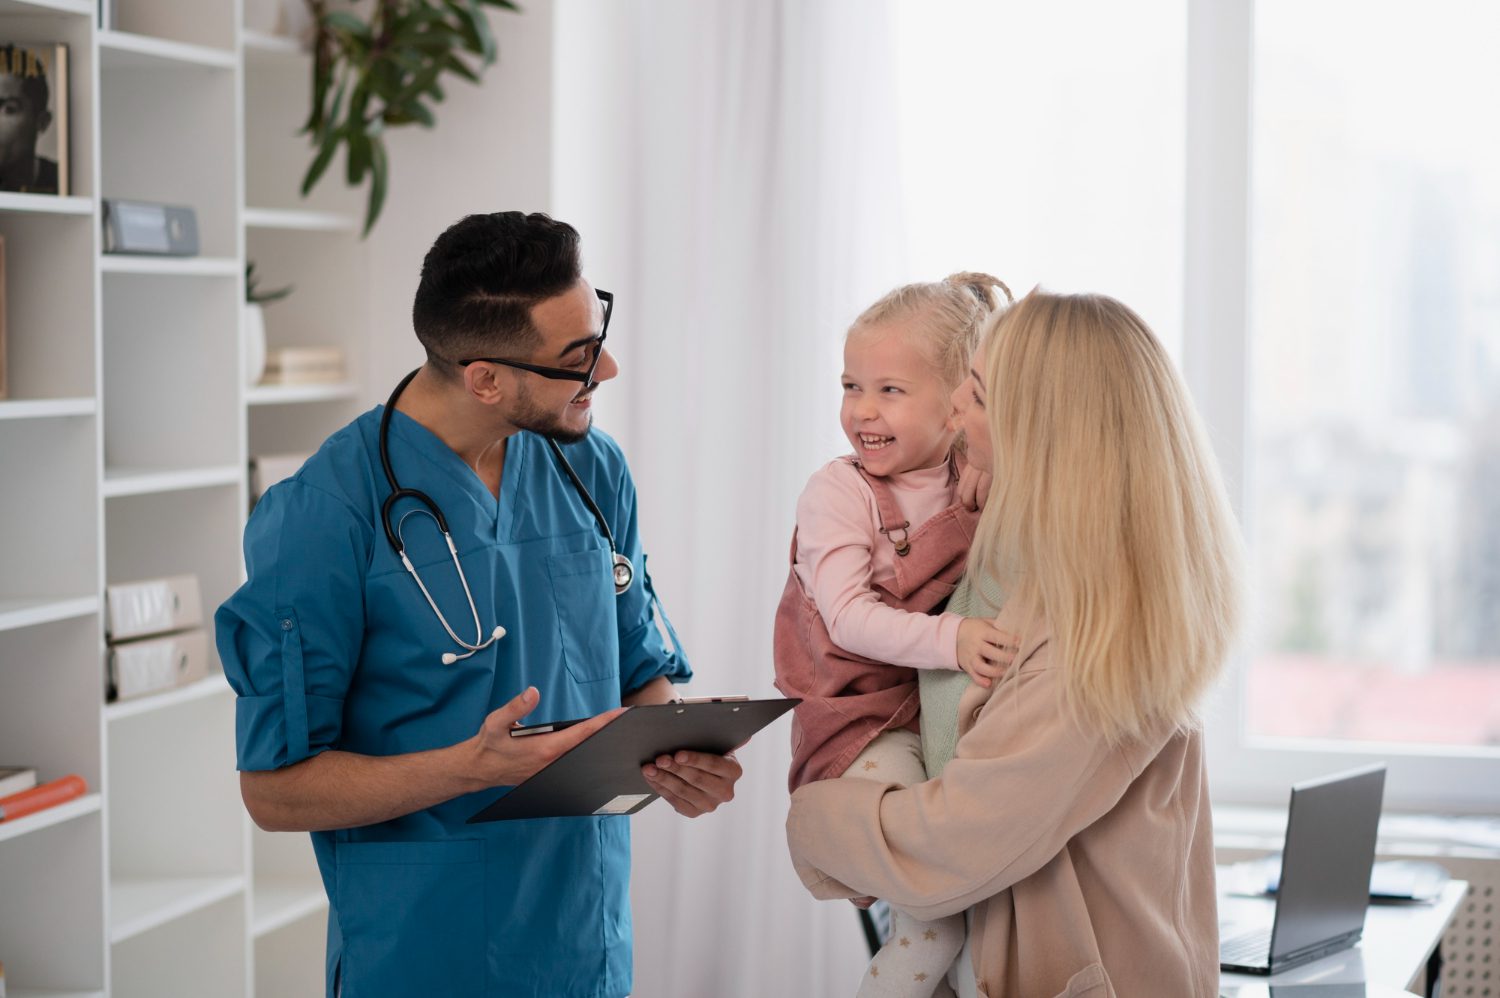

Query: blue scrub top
[[216, 407, 692, 998]]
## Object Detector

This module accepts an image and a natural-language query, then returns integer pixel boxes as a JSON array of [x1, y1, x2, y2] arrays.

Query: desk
[[1219, 878, 1468, 996]]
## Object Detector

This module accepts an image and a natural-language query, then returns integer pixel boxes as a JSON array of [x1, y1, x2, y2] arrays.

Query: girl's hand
[[957, 463, 992, 512], [956, 618, 1017, 687]]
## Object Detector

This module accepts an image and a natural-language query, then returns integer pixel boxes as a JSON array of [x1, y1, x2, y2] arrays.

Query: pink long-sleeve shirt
[[792, 457, 964, 671]]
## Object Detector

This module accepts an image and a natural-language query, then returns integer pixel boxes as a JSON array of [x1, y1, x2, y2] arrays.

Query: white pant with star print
[[844, 729, 966, 998]]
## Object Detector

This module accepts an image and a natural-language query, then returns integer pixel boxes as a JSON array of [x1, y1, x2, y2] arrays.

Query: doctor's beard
[[508, 380, 592, 444]]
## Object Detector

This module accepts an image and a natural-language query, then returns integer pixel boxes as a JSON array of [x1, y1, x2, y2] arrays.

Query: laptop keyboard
[[1220, 927, 1271, 966]]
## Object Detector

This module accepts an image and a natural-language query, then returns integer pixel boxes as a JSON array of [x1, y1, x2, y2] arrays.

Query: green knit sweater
[[918, 571, 1005, 776]]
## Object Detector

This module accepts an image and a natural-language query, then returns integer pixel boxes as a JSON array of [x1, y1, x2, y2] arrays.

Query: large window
[[1246, 1, 1500, 749], [896, 0, 1500, 808], [892, 0, 1186, 353]]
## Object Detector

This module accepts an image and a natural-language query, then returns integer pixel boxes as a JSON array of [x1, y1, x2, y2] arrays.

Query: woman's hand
[[956, 618, 1017, 687], [956, 463, 992, 512]]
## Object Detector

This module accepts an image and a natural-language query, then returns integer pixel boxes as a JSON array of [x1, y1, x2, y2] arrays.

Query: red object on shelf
[[0, 774, 88, 821]]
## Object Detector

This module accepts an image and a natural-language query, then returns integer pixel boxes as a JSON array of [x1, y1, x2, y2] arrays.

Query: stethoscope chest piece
[[612, 553, 634, 595], [380, 369, 637, 665]]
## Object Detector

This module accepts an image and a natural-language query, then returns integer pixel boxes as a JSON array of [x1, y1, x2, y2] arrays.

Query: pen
[[510, 719, 585, 738]]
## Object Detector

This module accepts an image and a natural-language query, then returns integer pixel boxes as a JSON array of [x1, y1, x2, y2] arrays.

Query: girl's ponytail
[[944, 271, 1014, 312]]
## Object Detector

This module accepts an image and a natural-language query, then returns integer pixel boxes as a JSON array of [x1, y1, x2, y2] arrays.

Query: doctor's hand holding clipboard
[[481, 682, 749, 819]]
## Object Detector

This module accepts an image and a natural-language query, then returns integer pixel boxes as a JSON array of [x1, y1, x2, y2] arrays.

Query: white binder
[[105, 575, 203, 642], [108, 629, 210, 702]]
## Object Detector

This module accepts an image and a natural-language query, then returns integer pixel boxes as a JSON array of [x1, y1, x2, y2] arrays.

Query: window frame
[[1184, 0, 1500, 814]]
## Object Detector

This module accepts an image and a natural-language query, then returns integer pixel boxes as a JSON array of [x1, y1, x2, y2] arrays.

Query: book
[[0, 774, 87, 821], [261, 345, 345, 385], [0, 766, 36, 798], [0, 42, 69, 196]]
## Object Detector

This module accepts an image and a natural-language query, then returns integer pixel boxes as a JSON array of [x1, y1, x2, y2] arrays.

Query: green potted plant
[[300, 0, 520, 235], [245, 261, 293, 387]]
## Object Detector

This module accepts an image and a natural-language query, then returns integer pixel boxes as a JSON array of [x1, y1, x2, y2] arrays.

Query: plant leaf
[[324, 11, 372, 39], [445, 0, 492, 60], [301, 97, 345, 197], [441, 52, 480, 84], [346, 127, 372, 185], [363, 138, 389, 237]]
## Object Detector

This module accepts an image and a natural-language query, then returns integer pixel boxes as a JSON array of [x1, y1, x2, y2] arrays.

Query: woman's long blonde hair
[[970, 292, 1244, 744]]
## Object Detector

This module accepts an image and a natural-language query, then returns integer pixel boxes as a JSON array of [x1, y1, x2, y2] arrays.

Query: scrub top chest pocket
[[547, 546, 620, 684]]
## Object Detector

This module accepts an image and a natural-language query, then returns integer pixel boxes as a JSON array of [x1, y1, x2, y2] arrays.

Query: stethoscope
[[378, 368, 635, 665]]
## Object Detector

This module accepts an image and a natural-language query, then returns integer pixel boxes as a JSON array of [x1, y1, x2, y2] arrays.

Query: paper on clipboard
[[467, 696, 798, 823]]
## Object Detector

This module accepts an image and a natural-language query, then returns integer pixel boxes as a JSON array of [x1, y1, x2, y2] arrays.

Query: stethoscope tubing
[[378, 368, 632, 665]]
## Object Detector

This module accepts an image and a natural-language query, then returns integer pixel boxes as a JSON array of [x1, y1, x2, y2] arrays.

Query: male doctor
[[216, 211, 742, 998]]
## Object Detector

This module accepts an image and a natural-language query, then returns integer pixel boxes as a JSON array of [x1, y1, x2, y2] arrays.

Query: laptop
[[1219, 763, 1387, 975]]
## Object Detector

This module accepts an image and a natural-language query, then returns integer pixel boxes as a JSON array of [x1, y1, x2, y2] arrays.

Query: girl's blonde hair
[[851, 272, 1014, 390], [970, 291, 1244, 745]]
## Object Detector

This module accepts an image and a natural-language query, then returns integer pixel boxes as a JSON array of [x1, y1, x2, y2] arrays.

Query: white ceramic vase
[[244, 303, 267, 387]]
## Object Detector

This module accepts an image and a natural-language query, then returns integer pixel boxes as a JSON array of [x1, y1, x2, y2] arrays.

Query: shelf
[[0, 793, 101, 845], [99, 31, 237, 71], [110, 874, 245, 944], [0, 398, 96, 420], [242, 30, 306, 63], [0, 0, 92, 15], [105, 676, 232, 722], [243, 205, 357, 233], [0, 596, 98, 634], [99, 255, 240, 277], [247, 381, 358, 405], [102, 465, 242, 498], [252, 880, 329, 937], [0, 192, 93, 216], [9, 990, 106, 998]]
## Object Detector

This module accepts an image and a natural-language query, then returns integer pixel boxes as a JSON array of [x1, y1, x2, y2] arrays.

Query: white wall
[[361, 1, 557, 400]]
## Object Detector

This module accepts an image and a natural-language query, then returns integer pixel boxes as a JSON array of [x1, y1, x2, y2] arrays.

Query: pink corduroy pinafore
[[773, 456, 979, 792]]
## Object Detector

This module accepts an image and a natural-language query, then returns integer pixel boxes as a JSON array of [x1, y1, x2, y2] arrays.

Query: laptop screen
[[1270, 764, 1386, 961]]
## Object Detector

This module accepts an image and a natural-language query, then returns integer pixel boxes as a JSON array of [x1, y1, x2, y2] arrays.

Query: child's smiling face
[[840, 321, 959, 477]]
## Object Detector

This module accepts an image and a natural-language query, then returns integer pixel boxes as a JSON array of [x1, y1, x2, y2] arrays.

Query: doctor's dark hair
[[412, 212, 582, 371]]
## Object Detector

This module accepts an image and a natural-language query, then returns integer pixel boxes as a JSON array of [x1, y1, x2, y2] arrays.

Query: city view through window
[[1247, 1, 1500, 746]]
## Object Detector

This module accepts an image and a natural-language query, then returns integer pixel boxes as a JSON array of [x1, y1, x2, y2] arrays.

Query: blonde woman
[[786, 292, 1243, 997]]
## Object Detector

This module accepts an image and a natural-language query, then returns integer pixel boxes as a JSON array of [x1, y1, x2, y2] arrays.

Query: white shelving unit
[[0, 1, 367, 994]]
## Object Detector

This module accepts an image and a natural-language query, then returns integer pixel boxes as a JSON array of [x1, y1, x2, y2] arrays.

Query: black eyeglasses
[[457, 289, 613, 388]]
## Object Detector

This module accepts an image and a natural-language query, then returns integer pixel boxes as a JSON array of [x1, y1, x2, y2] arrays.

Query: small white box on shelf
[[105, 574, 203, 642], [107, 628, 209, 702]]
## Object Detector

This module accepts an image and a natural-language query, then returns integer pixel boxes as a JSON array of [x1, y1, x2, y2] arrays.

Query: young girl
[[774, 273, 1016, 998]]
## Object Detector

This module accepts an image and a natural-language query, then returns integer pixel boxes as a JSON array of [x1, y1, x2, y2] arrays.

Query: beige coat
[[786, 625, 1219, 998]]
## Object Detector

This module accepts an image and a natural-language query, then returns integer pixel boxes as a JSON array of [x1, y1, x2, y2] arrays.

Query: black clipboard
[[467, 697, 798, 822]]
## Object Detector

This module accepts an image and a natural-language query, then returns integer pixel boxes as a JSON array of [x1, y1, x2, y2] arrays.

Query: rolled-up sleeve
[[214, 481, 369, 771]]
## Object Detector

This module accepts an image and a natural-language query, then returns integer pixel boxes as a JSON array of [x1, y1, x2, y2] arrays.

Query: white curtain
[[553, 2, 907, 994]]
